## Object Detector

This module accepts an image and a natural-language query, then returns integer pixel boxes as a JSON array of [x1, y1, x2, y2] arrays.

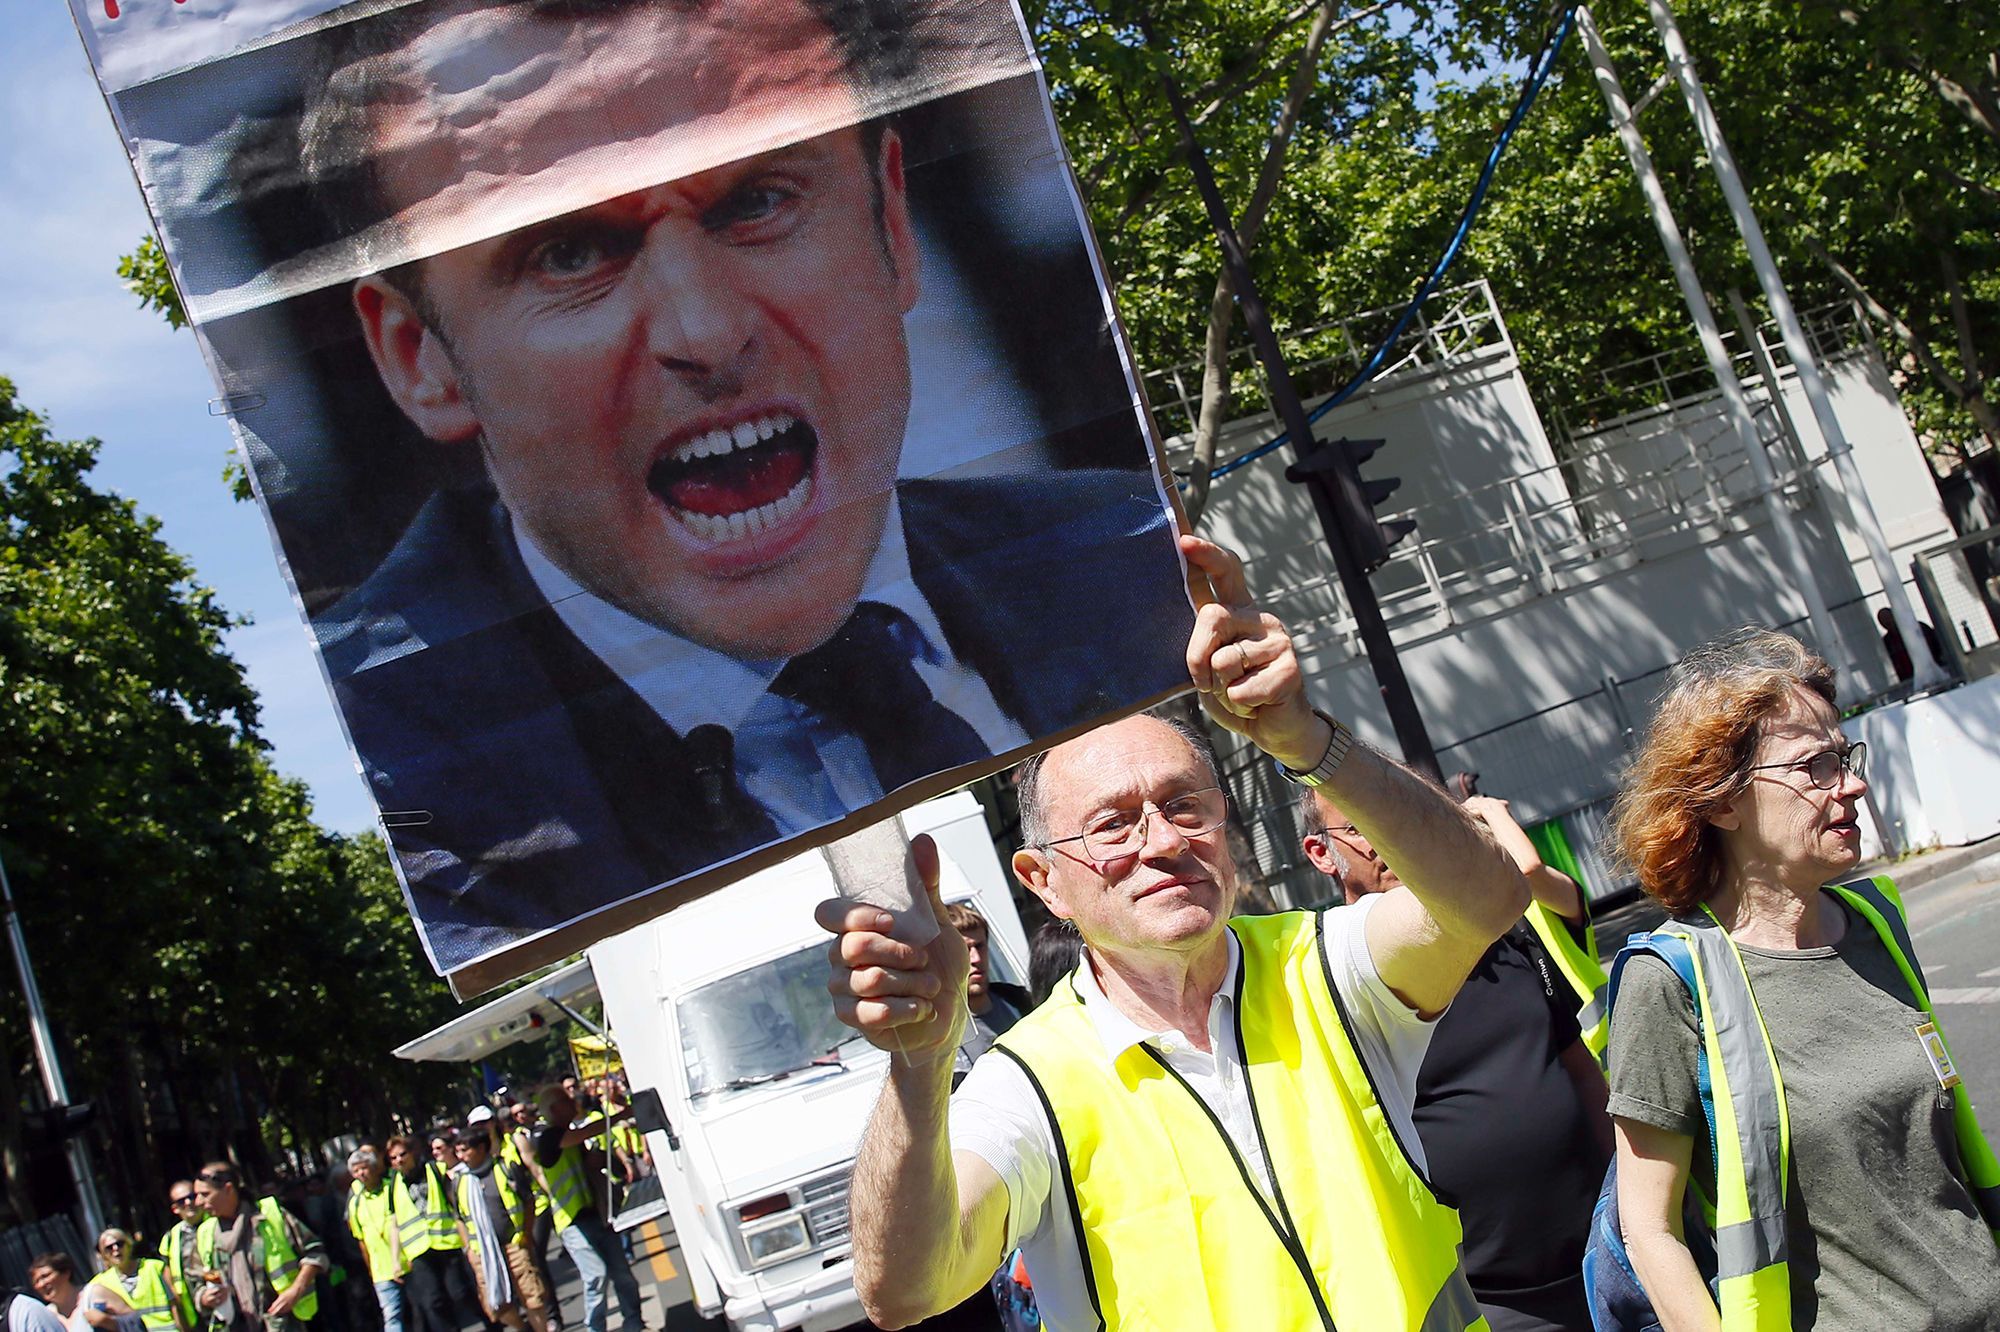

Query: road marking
[[1979, 966, 2000, 979], [1930, 987, 2000, 1005]]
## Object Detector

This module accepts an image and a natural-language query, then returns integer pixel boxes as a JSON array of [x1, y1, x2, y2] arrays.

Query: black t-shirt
[[1411, 922, 1603, 1330]]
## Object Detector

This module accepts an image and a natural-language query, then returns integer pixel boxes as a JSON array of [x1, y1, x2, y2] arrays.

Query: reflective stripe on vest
[[1620, 876, 2000, 1330], [348, 1180, 404, 1277], [195, 1197, 320, 1323], [1523, 900, 1611, 1059], [540, 1144, 591, 1234], [89, 1261, 175, 1332], [994, 910, 1486, 1331], [392, 1165, 463, 1255]]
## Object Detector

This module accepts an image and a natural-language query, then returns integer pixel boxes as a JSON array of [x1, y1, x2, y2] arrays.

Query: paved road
[[1902, 853, 2000, 1119]]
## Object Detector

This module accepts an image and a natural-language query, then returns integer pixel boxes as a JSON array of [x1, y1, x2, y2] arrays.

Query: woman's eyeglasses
[[1749, 741, 1867, 791]]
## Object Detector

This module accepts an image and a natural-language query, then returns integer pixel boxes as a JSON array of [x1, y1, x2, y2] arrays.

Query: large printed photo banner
[[71, 0, 1196, 995]]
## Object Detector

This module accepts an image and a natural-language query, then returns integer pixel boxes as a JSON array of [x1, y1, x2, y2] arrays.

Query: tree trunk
[[1182, 0, 1350, 527]]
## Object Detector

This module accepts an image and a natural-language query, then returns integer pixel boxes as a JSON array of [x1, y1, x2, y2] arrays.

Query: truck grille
[[800, 1167, 851, 1247]]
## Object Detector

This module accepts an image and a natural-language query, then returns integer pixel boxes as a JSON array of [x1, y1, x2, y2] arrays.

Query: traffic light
[[1284, 434, 1416, 573]]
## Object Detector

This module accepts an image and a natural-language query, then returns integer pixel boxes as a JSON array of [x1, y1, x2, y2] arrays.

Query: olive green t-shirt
[[1606, 898, 2000, 1330]]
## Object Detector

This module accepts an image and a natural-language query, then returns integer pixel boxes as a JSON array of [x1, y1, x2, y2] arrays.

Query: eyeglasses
[[1749, 741, 1867, 791], [100, 1242, 126, 1254], [169, 1195, 196, 1208], [1043, 787, 1227, 861]]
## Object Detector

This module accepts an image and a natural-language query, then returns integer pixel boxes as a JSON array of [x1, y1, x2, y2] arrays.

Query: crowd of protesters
[[18, 1080, 653, 1332]]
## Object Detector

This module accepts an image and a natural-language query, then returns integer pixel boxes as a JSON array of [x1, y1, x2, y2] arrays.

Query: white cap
[[466, 1105, 496, 1125]]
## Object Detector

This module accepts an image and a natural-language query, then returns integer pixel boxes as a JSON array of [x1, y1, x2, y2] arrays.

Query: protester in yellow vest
[[386, 1137, 491, 1332], [344, 1145, 408, 1332], [1606, 628, 2000, 1329], [821, 537, 1530, 1331], [530, 1087, 642, 1332], [159, 1181, 204, 1330], [498, 1102, 563, 1332], [87, 1231, 183, 1332], [1462, 795, 1611, 1059], [190, 1163, 325, 1332], [451, 1112, 549, 1332]]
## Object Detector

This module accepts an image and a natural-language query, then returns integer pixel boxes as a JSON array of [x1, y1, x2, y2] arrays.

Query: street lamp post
[[0, 845, 106, 1238]]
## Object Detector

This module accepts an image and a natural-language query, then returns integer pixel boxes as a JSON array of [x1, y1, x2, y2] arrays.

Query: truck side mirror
[[629, 1087, 679, 1151]]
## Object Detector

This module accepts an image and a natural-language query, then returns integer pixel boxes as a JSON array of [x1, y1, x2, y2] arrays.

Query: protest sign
[[69, 0, 1195, 995]]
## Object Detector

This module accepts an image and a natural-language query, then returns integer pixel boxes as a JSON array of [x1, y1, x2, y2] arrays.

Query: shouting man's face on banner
[[80, 0, 1196, 988], [332, 0, 921, 658]]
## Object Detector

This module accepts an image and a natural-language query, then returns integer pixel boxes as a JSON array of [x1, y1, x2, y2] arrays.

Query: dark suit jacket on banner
[[317, 469, 1193, 971]]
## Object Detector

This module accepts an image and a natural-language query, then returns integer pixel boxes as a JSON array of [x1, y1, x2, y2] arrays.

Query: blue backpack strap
[[1611, 931, 1716, 1180]]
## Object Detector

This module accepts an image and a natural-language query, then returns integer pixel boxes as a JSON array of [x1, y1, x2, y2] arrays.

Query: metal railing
[[1143, 281, 1516, 444]]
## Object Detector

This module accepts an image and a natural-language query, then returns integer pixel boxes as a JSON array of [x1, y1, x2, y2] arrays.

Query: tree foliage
[[0, 379, 463, 1233], [1023, 0, 1999, 473]]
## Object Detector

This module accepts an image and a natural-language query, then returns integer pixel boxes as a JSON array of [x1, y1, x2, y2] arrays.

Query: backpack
[[1579, 933, 1719, 1332]]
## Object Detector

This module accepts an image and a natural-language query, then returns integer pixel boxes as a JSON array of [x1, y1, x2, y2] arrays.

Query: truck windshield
[[679, 943, 866, 1100]]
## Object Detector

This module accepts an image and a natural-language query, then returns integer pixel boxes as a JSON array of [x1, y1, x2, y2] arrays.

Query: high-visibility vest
[[88, 1259, 176, 1332], [453, 1165, 527, 1260], [346, 1179, 405, 1279], [1523, 900, 1610, 1058], [160, 1220, 197, 1325], [391, 1164, 463, 1256], [501, 1130, 551, 1206], [995, 910, 1487, 1331], [538, 1139, 592, 1234], [1617, 876, 2000, 1330], [194, 1196, 319, 1323]]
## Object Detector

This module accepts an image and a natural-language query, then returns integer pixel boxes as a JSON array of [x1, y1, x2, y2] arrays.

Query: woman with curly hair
[[1603, 627, 2000, 1331]]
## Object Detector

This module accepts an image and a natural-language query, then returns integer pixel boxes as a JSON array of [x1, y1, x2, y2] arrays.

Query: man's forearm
[[1322, 743, 1526, 939], [849, 1057, 986, 1329]]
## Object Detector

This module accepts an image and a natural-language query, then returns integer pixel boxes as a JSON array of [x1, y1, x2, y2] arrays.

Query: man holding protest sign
[[292, 0, 1191, 976], [820, 536, 1529, 1331]]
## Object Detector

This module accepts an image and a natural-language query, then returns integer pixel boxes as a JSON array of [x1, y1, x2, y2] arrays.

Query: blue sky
[[4, 0, 376, 832]]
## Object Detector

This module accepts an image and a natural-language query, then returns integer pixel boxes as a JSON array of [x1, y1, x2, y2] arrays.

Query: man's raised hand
[[816, 833, 968, 1065], [1181, 534, 1326, 771]]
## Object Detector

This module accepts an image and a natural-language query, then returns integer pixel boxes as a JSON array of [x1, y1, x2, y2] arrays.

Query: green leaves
[[0, 379, 461, 1219]]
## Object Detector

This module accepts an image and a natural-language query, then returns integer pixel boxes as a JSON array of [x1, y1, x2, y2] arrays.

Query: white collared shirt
[[949, 895, 1438, 1332], [515, 501, 1028, 832]]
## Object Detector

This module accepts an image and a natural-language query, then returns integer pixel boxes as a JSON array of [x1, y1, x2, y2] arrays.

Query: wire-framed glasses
[[1748, 741, 1866, 791], [1043, 787, 1228, 860]]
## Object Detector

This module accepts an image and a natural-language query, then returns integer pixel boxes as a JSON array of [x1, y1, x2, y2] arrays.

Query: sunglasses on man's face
[[101, 1242, 127, 1254], [170, 1195, 196, 1207]]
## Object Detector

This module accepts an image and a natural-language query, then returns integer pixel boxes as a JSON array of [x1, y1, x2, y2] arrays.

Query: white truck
[[395, 792, 1029, 1332]]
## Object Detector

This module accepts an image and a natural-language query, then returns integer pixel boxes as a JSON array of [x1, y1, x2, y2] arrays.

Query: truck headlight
[[739, 1212, 812, 1269]]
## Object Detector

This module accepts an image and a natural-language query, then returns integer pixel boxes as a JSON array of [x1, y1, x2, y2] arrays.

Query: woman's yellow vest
[[346, 1179, 406, 1279], [993, 910, 1486, 1331], [1630, 876, 2000, 1331], [1523, 901, 1610, 1059], [88, 1259, 176, 1332]]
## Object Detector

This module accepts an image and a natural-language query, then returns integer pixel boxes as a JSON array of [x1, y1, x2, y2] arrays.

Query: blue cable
[[1191, 4, 1580, 486]]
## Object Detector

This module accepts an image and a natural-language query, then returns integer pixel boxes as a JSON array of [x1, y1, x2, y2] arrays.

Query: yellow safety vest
[[1523, 900, 1610, 1058], [89, 1260, 176, 1332], [538, 1139, 592, 1234], [995, 910, 1486, 1331], [346, 1179, 405, 1279], [160, 1220, 197, 1325], [453, 1165, 527, 1260], [1630, 876, 2000, 1330], [391, 1164, 463, 1256], [194, 1197, 319, 1323]]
